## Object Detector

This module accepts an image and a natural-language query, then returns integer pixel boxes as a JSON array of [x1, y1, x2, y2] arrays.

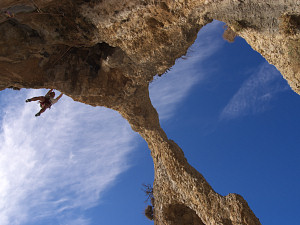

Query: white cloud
[[150, 20, 224, 120], [220, 62, 289, 120], [0, 89, 137, 225]]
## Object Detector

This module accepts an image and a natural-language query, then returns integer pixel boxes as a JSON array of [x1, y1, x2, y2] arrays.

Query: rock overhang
[[0, 0, 299, 224]]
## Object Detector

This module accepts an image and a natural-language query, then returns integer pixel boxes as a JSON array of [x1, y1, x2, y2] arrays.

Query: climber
[[25, 89, 63, 117]]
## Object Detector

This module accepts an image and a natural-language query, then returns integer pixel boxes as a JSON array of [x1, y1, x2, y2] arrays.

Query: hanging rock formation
[[0, 0, 299, 224]]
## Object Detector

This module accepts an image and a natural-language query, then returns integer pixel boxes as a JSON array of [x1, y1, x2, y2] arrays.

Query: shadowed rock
[[1, 0, 299, 224]]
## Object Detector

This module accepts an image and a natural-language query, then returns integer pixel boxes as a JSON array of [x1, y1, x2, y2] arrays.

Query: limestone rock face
[[1, 0, 299, 224]]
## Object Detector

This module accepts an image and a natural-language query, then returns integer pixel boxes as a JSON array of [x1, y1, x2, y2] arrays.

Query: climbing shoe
[[35, 112, 41, 117], [25, 99, 31, 103]]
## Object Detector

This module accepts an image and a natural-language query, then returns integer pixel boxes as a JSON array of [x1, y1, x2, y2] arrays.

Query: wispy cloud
[[150, 20, 224, 120], [0, 89, 137, 225], [220, 62, 289, 120]]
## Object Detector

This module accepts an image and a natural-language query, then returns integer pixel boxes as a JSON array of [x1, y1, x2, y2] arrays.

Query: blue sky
[[0, 21, 299, 225]]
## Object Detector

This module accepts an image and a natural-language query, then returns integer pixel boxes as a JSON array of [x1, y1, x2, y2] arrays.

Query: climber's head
[[50, 92, 55, 98]]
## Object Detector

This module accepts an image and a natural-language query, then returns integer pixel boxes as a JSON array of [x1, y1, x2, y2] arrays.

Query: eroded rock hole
[[164, 204, 205, 225]]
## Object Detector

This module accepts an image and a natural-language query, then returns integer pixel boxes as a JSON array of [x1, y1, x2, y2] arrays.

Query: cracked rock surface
[[1, 0, 299, 224]]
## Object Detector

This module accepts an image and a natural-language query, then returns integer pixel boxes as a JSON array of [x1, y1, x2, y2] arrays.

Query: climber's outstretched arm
[[56, 93, 63, 101]]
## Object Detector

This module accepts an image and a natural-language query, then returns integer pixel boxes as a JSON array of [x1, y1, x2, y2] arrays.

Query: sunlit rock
[[1, 0, 299, 224]]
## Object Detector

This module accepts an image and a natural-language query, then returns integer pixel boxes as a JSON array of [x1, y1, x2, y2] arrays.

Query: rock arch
[[0, 0, 299, 224]]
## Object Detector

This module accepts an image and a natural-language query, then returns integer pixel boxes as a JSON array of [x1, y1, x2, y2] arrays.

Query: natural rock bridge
[[1, 0, 299, 224]]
